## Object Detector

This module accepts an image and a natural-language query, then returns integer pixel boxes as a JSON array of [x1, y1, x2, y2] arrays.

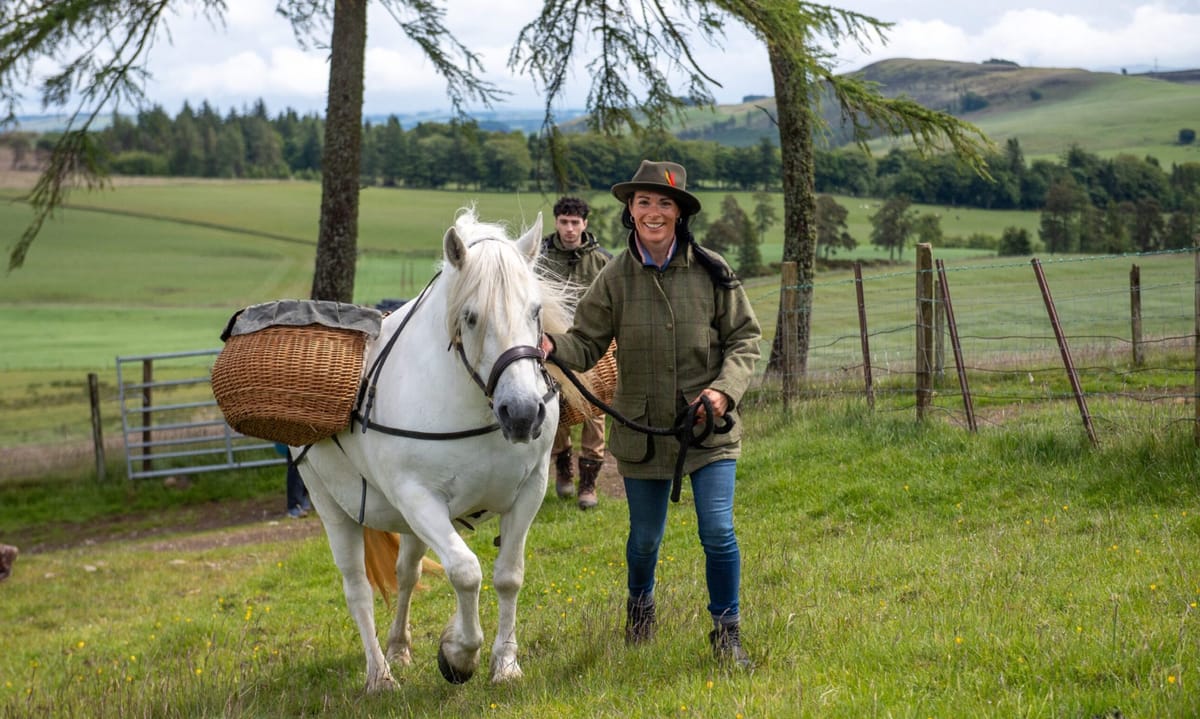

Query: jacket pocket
[[609, 393, 652, 463]]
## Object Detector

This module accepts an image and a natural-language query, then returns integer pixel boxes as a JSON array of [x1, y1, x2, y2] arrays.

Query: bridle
[[353, 270, 556, 441], [450, 335, 554, 406]]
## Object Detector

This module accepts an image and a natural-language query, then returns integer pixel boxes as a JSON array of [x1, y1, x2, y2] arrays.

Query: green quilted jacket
[[548, 233, 762, 479], [536, 231, 612, 296]]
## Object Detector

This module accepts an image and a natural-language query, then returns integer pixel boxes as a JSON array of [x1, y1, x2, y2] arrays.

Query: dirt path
[[11, 454, 626, 555]]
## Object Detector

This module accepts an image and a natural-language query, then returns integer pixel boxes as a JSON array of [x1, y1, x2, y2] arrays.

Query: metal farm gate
[[116, 349, 284, 480]]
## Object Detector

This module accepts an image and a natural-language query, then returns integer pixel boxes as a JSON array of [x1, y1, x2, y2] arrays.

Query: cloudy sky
[[16, 0, 1200, 118]]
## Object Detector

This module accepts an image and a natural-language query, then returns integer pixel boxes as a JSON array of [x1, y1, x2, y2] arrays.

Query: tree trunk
[[765, 43, 816, 378], [310, 0, 367, 302]]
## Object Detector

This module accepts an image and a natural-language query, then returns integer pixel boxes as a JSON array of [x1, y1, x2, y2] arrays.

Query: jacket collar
[[627, 231, 689, 270]]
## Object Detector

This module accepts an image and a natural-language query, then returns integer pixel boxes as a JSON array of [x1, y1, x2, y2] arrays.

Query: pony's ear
[[515, 213, 543, 261], [444, 226, 468, 269]]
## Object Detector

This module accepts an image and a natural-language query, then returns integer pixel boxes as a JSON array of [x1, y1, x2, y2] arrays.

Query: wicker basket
[[559, 341, 618, 428], [212, 301, 379, 446]]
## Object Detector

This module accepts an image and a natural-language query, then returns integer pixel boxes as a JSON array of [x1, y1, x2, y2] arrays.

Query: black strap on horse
[[352, 271, 556, 440], [545, 353, 734, 502], [355, 273, 442, 435]]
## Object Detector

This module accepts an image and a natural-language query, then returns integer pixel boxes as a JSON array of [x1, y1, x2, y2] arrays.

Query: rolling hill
[[655, 58, 1200, 163]]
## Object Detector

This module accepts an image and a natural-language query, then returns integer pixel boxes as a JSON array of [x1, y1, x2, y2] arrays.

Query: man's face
[[555, 213, 588, 249]]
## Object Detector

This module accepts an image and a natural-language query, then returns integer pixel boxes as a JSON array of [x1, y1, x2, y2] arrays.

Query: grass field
[[0, 178, 1037, 365], [0, 179, 1193, 464], [861, 72, 1200, 166], [0, 398, 1196, 718], [963, 74, 1200, 164], [0, 174, 1196, 716]]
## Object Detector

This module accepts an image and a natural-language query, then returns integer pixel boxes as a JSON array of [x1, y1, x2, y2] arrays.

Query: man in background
[[538, 196, 611, 509]]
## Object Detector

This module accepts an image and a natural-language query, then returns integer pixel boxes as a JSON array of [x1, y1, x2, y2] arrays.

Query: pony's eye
[[463, 310, 478, 329], [530, 305, 541, 323]]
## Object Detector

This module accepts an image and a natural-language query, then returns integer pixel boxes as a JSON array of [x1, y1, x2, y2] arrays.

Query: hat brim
[[611, 181, 702, 216]]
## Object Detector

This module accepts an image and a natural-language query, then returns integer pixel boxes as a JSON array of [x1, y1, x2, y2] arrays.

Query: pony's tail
[[363, 528, 399, 603], [362, 528, 444, 606]]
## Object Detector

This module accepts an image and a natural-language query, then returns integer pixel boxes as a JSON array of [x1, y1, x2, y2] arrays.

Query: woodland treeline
[[4, 98, 1199, 257]]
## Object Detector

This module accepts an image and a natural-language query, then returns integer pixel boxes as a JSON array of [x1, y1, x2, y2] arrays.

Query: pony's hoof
[[489, 655, 524, 683], [437, 645, 476, 684], [386, 646, 412, 667]]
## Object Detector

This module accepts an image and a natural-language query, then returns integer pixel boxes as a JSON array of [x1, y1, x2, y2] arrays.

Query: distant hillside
[[647, 58, 1200, 162], [11, 59, 1199, 163]]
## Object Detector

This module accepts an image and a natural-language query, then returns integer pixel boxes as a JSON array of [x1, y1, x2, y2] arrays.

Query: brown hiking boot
[[554, 451, 575, 499], [709, 623, 753, 669], [0, 544, 18, 581], [625, 595, 656, 645], [577, 457, 602, 510]]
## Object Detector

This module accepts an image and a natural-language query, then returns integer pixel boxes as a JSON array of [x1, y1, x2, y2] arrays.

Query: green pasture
[[1, 399, 1197, 718], [869, 73, 1200, 164], [0, 181, 1193, 456], [0, 180, 1039, 367]]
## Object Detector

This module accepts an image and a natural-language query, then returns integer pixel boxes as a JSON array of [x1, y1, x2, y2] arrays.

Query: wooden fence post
[[1032, 258, 1098, 447], [88, 373, 106, 482], [1194, 247, 1199, 446], [936, 260, 977, 432], [915, 244, 934, 420], [1130, 264, 1143, 367], [854, 261, 875, 410]]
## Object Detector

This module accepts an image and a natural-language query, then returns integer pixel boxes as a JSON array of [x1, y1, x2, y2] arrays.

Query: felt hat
[[611, 160, 702, 216]]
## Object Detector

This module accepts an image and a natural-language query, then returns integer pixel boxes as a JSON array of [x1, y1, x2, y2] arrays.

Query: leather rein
[[544, 353, 733, 503]]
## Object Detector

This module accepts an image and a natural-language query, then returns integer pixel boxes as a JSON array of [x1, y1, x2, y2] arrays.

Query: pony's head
[[439, 207, 574, 442]]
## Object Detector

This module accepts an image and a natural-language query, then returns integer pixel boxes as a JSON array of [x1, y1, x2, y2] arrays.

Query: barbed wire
[[5, 248, 1196, 471], [751, 247, 1198, 439]]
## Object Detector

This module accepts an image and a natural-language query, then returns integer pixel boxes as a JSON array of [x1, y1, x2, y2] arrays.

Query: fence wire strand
[[751, 248, 1198, 438]]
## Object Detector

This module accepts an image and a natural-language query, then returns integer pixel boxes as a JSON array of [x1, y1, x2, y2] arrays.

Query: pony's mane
[[443, 207, 573, 351], [441, 206, 584, 409]]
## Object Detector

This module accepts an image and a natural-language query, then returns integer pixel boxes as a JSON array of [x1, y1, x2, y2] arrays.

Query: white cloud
[[170, 47, 328, 110], [836, 4, 1200, 72], [10, 1, 1200, 118]]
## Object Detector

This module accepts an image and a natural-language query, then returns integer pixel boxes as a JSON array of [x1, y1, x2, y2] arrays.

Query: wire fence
[[3, 247, 1196, 481], [747, 247, 1198, 443]]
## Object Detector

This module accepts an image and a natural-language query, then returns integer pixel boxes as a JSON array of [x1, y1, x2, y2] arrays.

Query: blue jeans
[[623, 459, 741, 621]]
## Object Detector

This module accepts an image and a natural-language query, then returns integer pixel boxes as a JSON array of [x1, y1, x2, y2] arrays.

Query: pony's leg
[[401, 498, 485, 684], [314, 504, 396, 693], [488, 478, 545, 683], [383, 533, 428, 667]]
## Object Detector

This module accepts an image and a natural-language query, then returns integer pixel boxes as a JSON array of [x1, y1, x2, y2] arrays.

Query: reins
[[545, 353, 734, 502]]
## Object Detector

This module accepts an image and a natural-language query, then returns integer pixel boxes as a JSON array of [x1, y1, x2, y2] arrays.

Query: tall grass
[[2, 398, 1196, 718]]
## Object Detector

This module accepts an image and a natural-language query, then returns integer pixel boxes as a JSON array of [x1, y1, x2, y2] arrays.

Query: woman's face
[[629, 190, 680, 247]]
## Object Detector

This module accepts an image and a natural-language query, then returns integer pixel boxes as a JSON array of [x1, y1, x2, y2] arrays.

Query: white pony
[[296, 207, 576, 692]]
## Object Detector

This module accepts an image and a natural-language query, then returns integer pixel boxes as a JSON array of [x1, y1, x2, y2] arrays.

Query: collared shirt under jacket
[[547, 232, 762, 479]]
